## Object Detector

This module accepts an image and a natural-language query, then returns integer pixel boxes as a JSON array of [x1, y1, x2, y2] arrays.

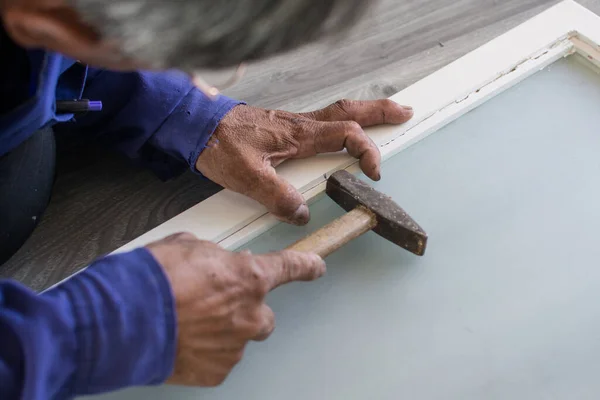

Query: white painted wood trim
[[110, 0, 600, 254]]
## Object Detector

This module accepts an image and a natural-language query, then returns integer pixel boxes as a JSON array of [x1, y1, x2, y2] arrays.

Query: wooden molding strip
[[571, 34, 600, 69]]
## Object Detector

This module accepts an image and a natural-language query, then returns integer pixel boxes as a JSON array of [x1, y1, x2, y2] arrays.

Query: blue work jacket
[[0, 24, 242, 399]]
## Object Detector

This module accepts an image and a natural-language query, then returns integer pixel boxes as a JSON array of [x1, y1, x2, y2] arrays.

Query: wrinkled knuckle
[[157, 232, 196, 245], [305, 264, 321, 281], [382, 98, 396, 108], [280, 250, 298, 269], [264, 309, 276, 333], [314, 262, 327, 279], [249, 311, 275, 341], [173, 232, 198, 241], [237, 251, 255, 265], [345, 120, 363, 134], [239, 249, 253, 258], [242, 260, 270, 294], [235, 322, 257, 338], [239, 312, 264, 338], [251, 320, 265, 337], [262, 323, 275, 339], [305, 266, 322, 282], [233, 252, 258, 277], [254, 277, 271, 296], [293, 252, 325, 280], [334, 99, 352, 111]]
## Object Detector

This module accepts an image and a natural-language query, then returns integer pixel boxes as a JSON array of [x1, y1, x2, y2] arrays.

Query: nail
[[402, 105, 413, 110], [372, 165, 381, 181], [291, 204, 310, 226]]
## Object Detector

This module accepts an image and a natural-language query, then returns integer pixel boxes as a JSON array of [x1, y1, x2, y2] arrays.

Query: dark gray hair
[[70, 0, 374, 71]]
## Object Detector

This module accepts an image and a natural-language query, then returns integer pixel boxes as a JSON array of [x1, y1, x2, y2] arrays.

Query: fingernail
[[401, 106, 414, 118], [371, 165, 381, 181], [291, 204, 310, 225]]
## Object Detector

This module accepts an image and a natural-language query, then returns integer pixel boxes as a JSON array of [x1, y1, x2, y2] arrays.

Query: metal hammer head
[[326, 170, 428, 256]]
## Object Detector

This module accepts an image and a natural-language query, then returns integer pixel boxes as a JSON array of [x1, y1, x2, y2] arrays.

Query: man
[[0, 0, 414, 398]]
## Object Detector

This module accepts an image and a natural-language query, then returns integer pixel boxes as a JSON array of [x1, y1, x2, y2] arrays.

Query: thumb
[[246, 167, 309, 226], [255, 250, 326, 291]]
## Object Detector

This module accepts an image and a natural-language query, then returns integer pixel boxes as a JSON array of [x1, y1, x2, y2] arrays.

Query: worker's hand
[[196, 99, 413, 226], [147, 233, 325, 387]]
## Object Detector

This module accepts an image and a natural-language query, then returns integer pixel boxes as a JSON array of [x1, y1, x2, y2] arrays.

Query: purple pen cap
[[88, 100, 103, 112]]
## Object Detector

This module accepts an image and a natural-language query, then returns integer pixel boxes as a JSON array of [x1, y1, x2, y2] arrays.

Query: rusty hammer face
[[287, 170, 428, 259]]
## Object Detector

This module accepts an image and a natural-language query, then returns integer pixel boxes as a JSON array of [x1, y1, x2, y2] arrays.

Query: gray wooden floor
[[3, 0, 599, 291]]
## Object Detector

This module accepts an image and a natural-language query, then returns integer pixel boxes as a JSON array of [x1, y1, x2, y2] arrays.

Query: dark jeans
[[0, 127, 56, 265]]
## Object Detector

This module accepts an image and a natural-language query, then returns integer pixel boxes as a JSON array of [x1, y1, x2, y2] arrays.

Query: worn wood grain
[[3, 0, 598, 291]]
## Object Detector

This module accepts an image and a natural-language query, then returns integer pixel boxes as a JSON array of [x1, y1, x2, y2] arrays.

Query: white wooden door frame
[[96, 0, 600, 256]]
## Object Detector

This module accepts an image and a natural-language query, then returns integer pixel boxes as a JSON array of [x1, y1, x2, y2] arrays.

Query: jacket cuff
[[148, 89, 244, 178], [43, 248, 177, 396]]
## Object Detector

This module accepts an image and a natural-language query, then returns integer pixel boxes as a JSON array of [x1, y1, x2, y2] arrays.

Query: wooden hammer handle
[[286, 206, 377, 259]]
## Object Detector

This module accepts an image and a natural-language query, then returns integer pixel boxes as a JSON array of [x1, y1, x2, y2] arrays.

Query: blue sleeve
[[53, 68, 243, 179], [0, 248, 177, 399]]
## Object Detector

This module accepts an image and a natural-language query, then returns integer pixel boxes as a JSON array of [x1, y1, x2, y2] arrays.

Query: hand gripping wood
[[287, 170, 428, 259]]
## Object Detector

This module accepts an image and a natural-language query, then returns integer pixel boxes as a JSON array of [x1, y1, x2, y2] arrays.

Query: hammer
[[287, 170, 428, 258]]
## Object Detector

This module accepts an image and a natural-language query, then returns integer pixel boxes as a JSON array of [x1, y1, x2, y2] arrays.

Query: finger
[[146, 232, 214, 267], [311, 121, 381, 181], [303, 99, 414, 127], [252, 305, 276, 342], [194, 349, 246, 369], [170, 349, 245, 387], [255, 250, 326, 291], [245, 167, 309, 226], [147, 232, 199, 248], [178, 333, 249, 352]]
